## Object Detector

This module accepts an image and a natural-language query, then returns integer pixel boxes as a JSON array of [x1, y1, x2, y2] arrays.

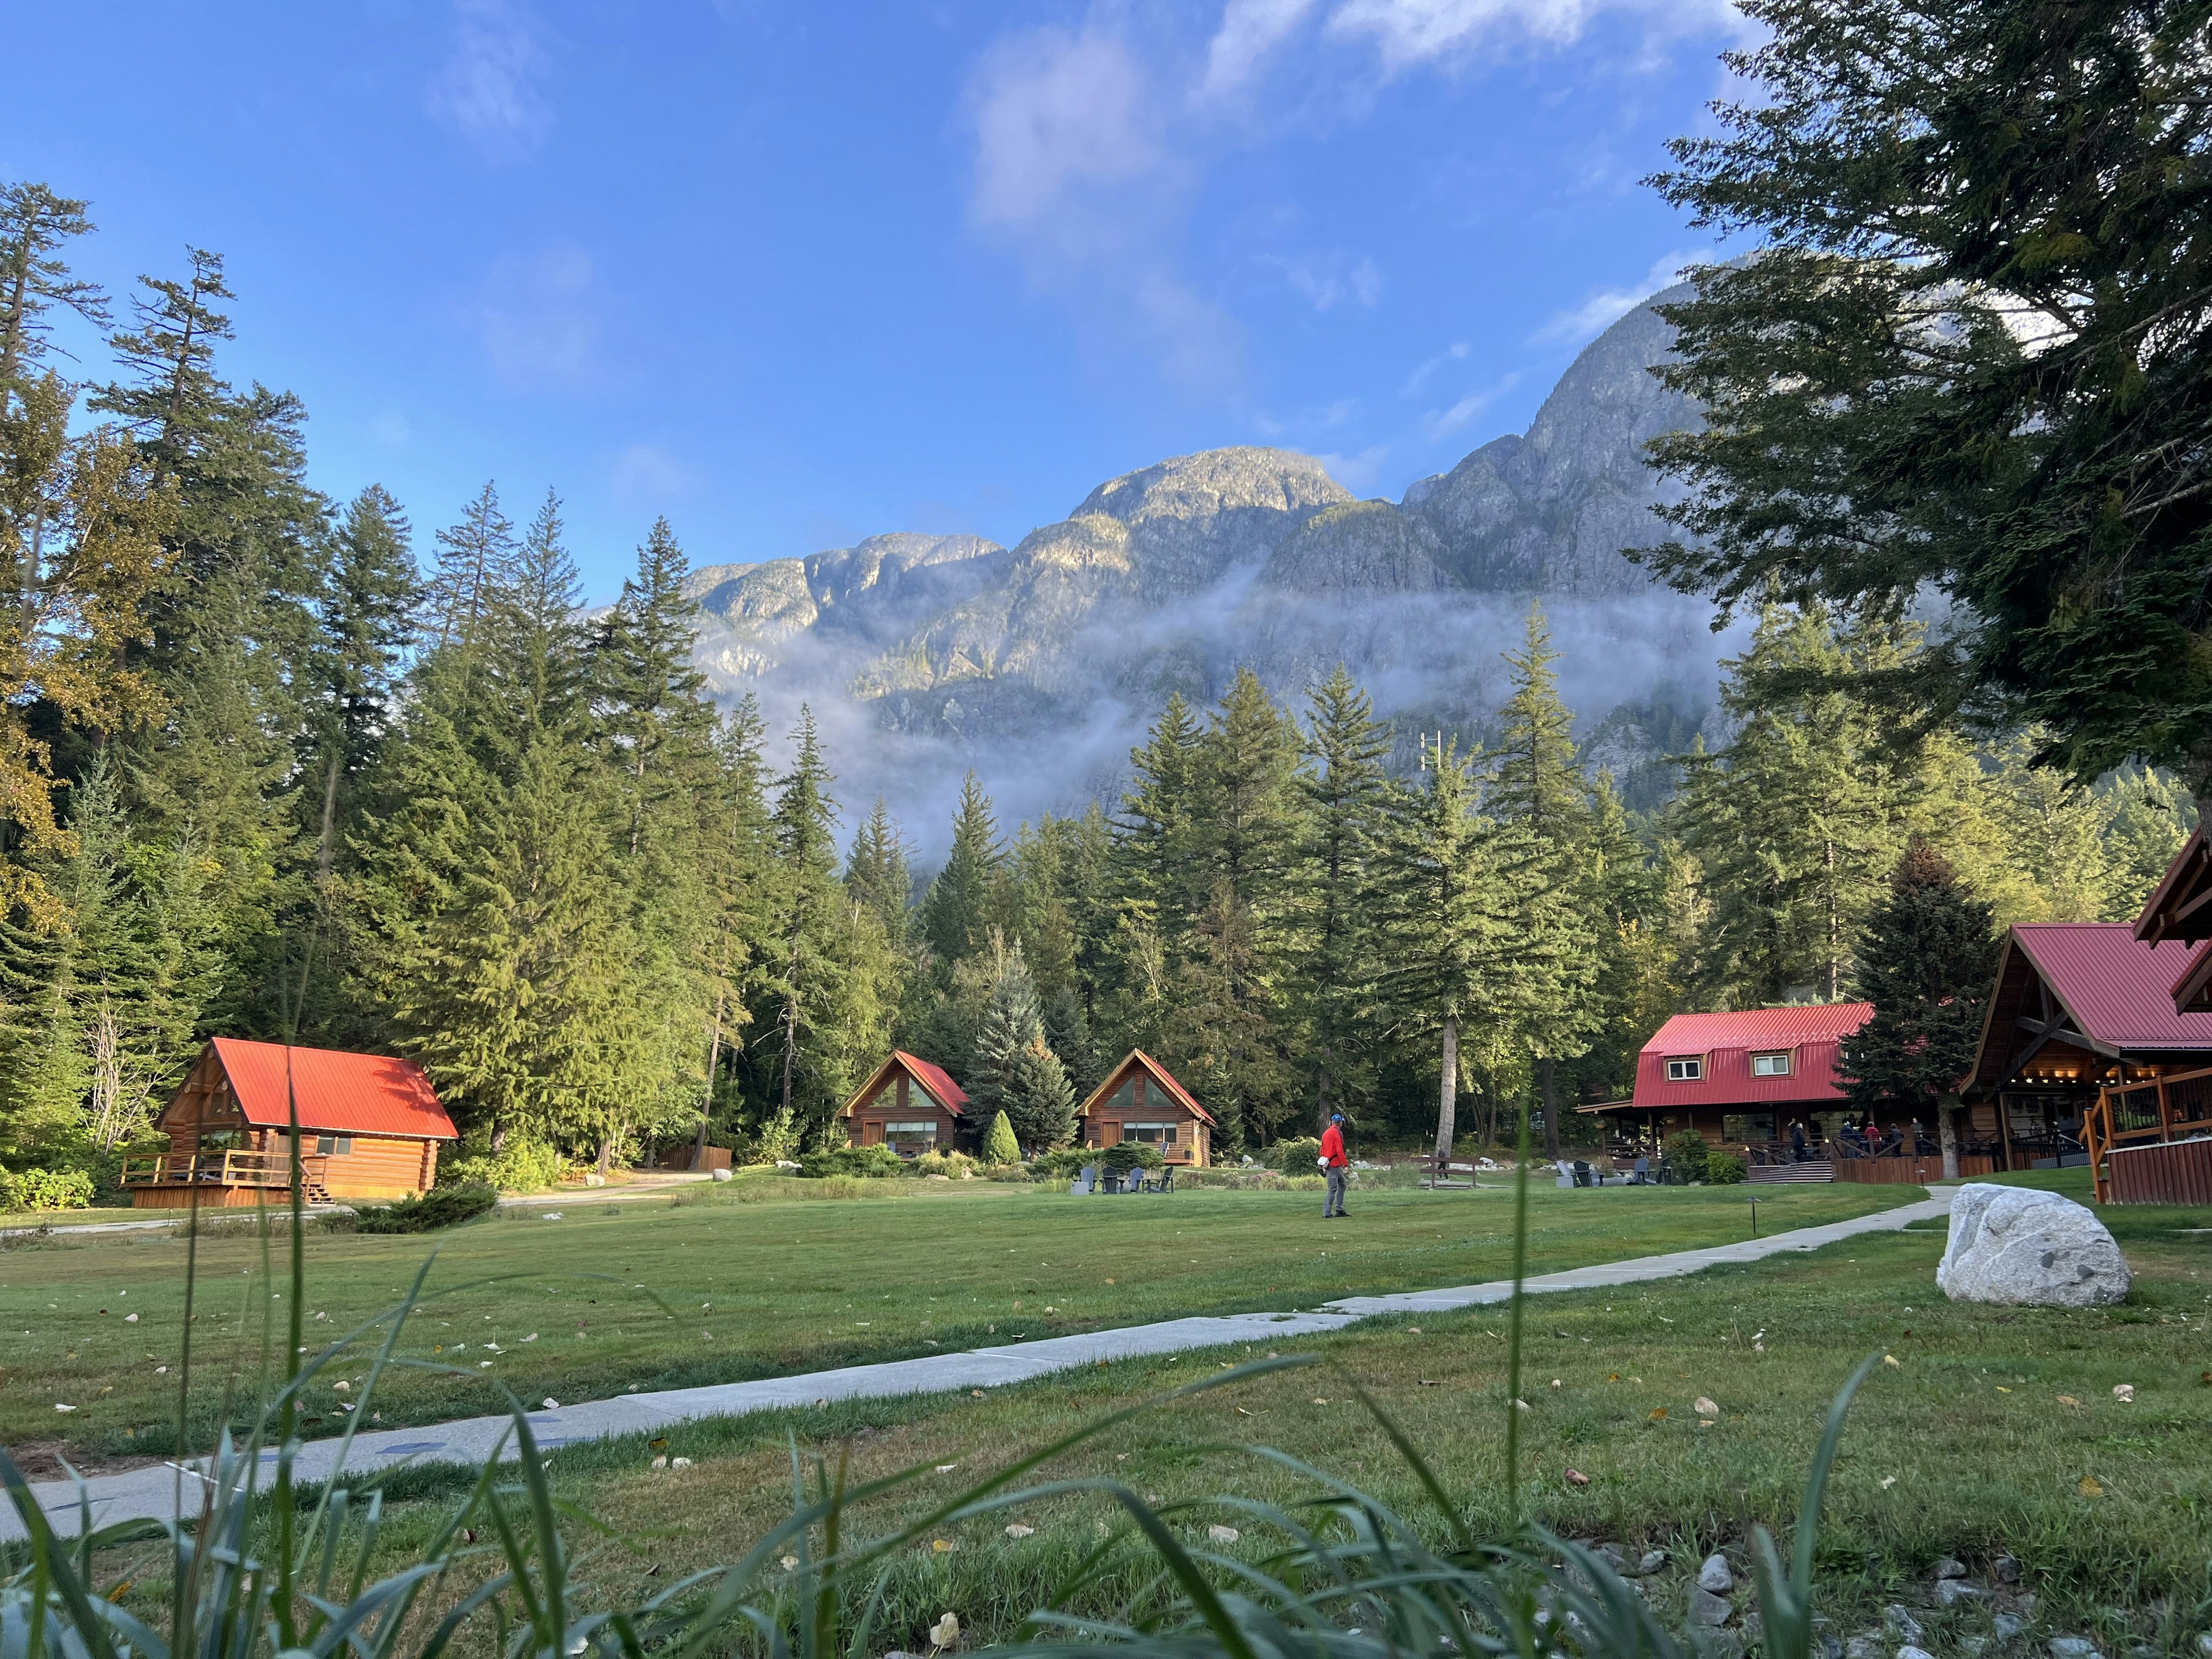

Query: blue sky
[[7, 0, 1745, 603]]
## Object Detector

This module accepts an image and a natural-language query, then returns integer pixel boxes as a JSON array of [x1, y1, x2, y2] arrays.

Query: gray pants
[[1324, 1165, 1349, 1217]]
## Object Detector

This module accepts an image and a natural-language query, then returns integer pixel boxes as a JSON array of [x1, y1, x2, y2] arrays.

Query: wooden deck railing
[[2089, 1065, 2212, 1202], [119, 1151, 328, 1188]]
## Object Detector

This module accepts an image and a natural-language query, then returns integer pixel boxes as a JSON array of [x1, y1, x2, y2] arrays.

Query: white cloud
[[969, 24, 1159, 229], [1530, 247, 1706, 346], [1423, 371, 1518, 438], [426, 0, 552, 161], [1200, 0, 1321, 99], [964, 14, 1242, 392], [1263, 249, 1383, 310], [1315, 443, 1389, 492], [477, 244, 601, 388], [1403, 340, 1469, 395], [1323, 0, 1741, 73], [614, 443, 692, 502]]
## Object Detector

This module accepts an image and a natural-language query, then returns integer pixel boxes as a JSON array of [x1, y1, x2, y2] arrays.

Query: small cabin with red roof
[[840, 1051, 968, 1157], [123, 1039, 457, 1208], [1077, 1050, 1214, 1166]]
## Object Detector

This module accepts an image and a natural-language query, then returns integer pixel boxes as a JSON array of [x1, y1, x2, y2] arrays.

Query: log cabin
[[122, 1038, 457, 1208], [1077, 1050, 1214, 1166], [1965, 921, 2212, 1202], [839, 1051, 968, 1156]]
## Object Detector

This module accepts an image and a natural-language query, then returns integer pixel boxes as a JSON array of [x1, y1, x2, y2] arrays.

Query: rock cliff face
[[689, 285, 1724, 836]]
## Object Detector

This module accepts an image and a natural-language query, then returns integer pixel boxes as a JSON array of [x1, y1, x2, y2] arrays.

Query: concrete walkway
[[3, 1191, 1953, 1543]]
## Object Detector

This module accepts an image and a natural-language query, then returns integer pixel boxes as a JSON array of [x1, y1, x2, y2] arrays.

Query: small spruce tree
[[983, 1108, 1021, 1165]]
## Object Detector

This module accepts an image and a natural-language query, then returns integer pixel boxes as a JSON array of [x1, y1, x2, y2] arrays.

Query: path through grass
[[1, 1175, 1911, 1463]]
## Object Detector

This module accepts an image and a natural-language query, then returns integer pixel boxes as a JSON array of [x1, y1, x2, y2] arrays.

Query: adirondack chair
[[1070, 1165, 1097, 1195]]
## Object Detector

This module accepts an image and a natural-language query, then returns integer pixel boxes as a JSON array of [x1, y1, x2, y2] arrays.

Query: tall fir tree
[[0, 182, 109, 400], [1487, 606, 1600, 1157], [765, 706, 846, 1133], [918, 772, 1002, 965], [1379, 740, 1513, 1161], [1291, 666, 1391, 1127], [844, 798, 913, 945], [969, 937, 1075, 1152], [1839, 842, 1999, 1177]]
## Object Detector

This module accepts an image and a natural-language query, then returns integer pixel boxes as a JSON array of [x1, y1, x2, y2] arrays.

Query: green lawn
[[316, 1177, 2209, 1651], [1, 1172, 1915, 1465]]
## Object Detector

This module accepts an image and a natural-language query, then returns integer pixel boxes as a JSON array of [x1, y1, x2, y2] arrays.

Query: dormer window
[[1665, 1056, 1704, 1082], [1751, 1051, 1793, 1078]]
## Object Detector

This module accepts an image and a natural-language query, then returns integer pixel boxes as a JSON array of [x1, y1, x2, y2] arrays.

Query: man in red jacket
[[1320, 1113, 1349, 1218]]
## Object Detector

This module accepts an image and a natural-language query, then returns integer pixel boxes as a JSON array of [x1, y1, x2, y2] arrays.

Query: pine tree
[[1291, 665, 1391, 1128], [1113, 694, 1203, 941], [1671, 605, 1913, 1005], [0, 182, 109, 400], [1487, 606, 1599, 1157], [970, 935, 1044, 1134], [593, 516, 715, 858], [919, 772, 1002, 964], [1378, 741, 1513, 1162], [844, 798, 913, 945], [983, 1108, 1021, 1165], [765, 707, 845, 1133], [1839, 842, 1999, 1177]]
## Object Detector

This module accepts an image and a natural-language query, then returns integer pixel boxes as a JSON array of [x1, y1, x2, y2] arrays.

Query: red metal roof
[[1630, 1003, 1872, 1110], [209, 1038, 457, 1139], [893, 1050, 969, 1116], [2012, 924, 2212, 1052]]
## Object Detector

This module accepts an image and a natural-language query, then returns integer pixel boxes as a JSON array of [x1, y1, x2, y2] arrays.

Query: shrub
[[1705, 1147, 1749, 1184], [352, 1181, 498, 1233], [907, 1149, 979, 1179], [798, 1143, 904, 1179], [982, 1109, 1021, 1164], [1263, 1135, 1322, 1172], [0, 1166, 95, 1211], [1033, 1146, 1093, 1180], [441, 1137, 564, 1193], [1664, 1128, 1711, 1183], [1100, 1141, 1165, 1176]]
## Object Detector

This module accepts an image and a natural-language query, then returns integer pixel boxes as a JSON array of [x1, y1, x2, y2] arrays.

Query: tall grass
[[2, 1121, 1877, 1659]]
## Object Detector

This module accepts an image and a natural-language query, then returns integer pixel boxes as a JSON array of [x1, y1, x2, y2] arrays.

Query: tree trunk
[[1938, 1098, 1960, 1180], [1541, 1055, 1562, 1160], [696, 992, 724, 1157], [1316, 1051, 1331, 1134], [596, 1135, 613, 1177], [1433, 1014, 1459, 1162]]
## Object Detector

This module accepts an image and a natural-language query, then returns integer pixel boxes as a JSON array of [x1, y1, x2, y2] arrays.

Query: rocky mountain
[[688, 283, 1730, 840]]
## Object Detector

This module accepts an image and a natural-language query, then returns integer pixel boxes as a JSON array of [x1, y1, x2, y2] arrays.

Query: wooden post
[[2157, 1073, 2174, 1143]]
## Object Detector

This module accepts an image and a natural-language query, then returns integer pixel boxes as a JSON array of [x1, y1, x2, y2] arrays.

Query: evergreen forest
[[0, 180, 2197, 1187]]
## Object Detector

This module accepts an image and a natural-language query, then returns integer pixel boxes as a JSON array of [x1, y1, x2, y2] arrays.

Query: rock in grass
[[1689, 1588, 1734, 1627], [1886, 1608, 1927, 1644], [1995, 1555, 2022, 1584], [1993, 1615, 2028, 1641], [2046, 1639, 2101, 1659], [1899, 1646, 1938, 1659], [1937, 1581, 1986, 1607], [1847, 1637, 1884, 1659], [710, 1168, 732, 1183], [1937, 1186, 2131, 1308], [1594, 1543, 1630, 1574], [1638, 1550, 1668, 1575], [1936, 1559, 1968, 1580], [1699, 1554, 1734, 1593]]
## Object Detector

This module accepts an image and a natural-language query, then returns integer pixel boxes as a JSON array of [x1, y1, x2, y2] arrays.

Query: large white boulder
[[1937, 1184, 2131, 1307]]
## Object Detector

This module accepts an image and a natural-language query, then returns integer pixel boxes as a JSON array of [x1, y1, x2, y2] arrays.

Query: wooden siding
[[1081, 1065, 1210, 1165], [1833, 1154, 1996, 1184], [844, 1066, 960, 1151], [2108, 1137, 2212, 1205]]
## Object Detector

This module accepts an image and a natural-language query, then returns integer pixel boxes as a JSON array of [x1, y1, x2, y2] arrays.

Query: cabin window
[[1118, 1122, 1177, 1145], [882, 1120, 938, 1157], [290, 1132, 354, 1156], [1098, 1078, 1136, 1115], [1750, 1052, 1792, 1078], [1665, 1056, 1704, 1082]]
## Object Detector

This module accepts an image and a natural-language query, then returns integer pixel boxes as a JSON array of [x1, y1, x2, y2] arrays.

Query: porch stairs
[[1747, 1160, 1834, 1184]]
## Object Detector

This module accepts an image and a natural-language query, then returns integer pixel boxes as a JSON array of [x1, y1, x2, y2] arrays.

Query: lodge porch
[[120, 1147, 334, 1207]]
